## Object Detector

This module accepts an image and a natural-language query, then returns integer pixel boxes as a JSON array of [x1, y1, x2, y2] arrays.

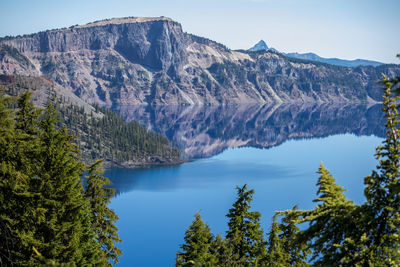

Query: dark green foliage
[[225, 184, 266, 266], [56, 103, 181, 165], [0, 93, 120, 266], [176, 212, 216, 266], [208, 61, 247, 85], [266, 209, 310, 267], [86, 160, 122, 265], [358, 75, 400, 264]]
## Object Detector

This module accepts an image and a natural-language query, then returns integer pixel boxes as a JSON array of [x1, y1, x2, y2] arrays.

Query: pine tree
[[0, 91, 122, 265], [265, 215, 287, 266], [278, 163, 356, 265], [359, 75, 400, 265], [176, 211, 216, 266], [209, 234, 230, 266], [85, 160, 122, 265], [225, 184, 266, 266], [0, 93, 21, 266], [0, 92, 45, 265], [16, 91, 42, 135], [29, 104, 103, 265]]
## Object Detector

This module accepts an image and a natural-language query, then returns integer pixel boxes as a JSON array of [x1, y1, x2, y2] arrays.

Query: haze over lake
[[108, 103, 384, 266]]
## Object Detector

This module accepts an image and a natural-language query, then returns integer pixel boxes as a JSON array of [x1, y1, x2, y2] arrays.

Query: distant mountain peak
[[248, 40, 269, 52]]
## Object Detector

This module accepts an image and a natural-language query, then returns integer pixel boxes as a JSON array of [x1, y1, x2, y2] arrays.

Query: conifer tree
[[176, 211, 216, 266], [209, 234, 230, 266], [16, 91, 42, 135], [265, 215, 287, 266], [85, 160, 122, 265], [0, 92, 44, 265], [30, 104, 103, 265], [0, 92, 122, 265], [0, 93, 21, 266], [359, 75, 400, 265], [278, 163, 356, 265], [225, 184, 266, 266]]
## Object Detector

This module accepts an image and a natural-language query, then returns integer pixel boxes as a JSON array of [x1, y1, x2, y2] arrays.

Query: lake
[[108, 103, 384, 266]]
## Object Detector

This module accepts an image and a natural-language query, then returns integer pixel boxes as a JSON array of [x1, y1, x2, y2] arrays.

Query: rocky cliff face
[[1, 16, 399, 106]]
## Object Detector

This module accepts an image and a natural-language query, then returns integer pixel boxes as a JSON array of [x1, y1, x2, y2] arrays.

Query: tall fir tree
[[16, 91, 42, 135], [0, 93, 21, 266], [359, 75, 400, 265], [85, 160, 122, 265], [29, 103, 103, 265], [0, 92, 120, 265], [0, 92, 45, 265], [278, 163, 357, 266], [209, 234, 230, 267], [176, 211, 216, 266], [265, 209, 310, 267], [225, 184, 266, 266], [265, 215, 287, 266]]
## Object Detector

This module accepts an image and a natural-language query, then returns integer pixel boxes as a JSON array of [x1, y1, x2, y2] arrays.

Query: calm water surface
[[108, 133, 382, 266]]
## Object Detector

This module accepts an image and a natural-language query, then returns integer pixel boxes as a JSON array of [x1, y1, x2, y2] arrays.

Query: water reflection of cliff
[[114, 103, 385, 159]]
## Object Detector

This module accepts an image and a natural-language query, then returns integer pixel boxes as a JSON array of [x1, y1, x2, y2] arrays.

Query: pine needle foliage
[[0, 92, 121, 266], [176, 211, 216, 266]]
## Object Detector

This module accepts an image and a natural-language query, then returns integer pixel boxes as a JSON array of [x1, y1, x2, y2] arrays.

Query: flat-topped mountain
[[1, 17, 399, 106]]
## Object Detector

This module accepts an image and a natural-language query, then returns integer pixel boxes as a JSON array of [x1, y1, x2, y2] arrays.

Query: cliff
[[1, 16, 399, 106]]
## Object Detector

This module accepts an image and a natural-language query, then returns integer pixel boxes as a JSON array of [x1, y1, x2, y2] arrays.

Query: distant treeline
[[56, 102, 181, 165]]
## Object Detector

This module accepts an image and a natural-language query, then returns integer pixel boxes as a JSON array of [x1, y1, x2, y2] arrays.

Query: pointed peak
[[257, 40, 267, 46], [248, 40, 269, 52]]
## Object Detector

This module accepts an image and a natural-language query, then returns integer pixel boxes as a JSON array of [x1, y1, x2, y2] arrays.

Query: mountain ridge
[[247, 40, 384, 67], [1, 17, 399, 106], [285, 52, 383, 67]]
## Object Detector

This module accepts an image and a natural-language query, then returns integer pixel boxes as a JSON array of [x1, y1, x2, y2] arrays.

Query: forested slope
[[0, 74, 181, 167]]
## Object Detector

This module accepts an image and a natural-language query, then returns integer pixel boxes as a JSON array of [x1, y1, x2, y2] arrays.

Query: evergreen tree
[[176, 211, 216, 266], [85, 160, 122, 265], [225, 184, 266, 266], [0, 93, 21, 266], [209, 234, 230, 267], [30, 104, 103, 265], [265, 215, 287, 266], [16, 91, 42, 135], [265, 209, 310, 267], [0, 93, 119, 265], [278, 163, 356, 265], [0, 92, 44, 265], [359, 75, 400, 265]]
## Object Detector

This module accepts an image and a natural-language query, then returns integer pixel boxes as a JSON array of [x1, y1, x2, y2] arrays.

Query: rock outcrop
[[1, 16, 399, 106]]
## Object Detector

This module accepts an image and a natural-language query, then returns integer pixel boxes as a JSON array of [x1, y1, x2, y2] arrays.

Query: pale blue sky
[[0, 0, 399, 63]]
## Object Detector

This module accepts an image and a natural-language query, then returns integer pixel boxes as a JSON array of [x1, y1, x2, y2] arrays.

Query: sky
[[0, 0, 399, 63]]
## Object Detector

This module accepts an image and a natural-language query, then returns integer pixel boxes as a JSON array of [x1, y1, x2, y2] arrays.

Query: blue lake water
[[108, 133, 382, 266]]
